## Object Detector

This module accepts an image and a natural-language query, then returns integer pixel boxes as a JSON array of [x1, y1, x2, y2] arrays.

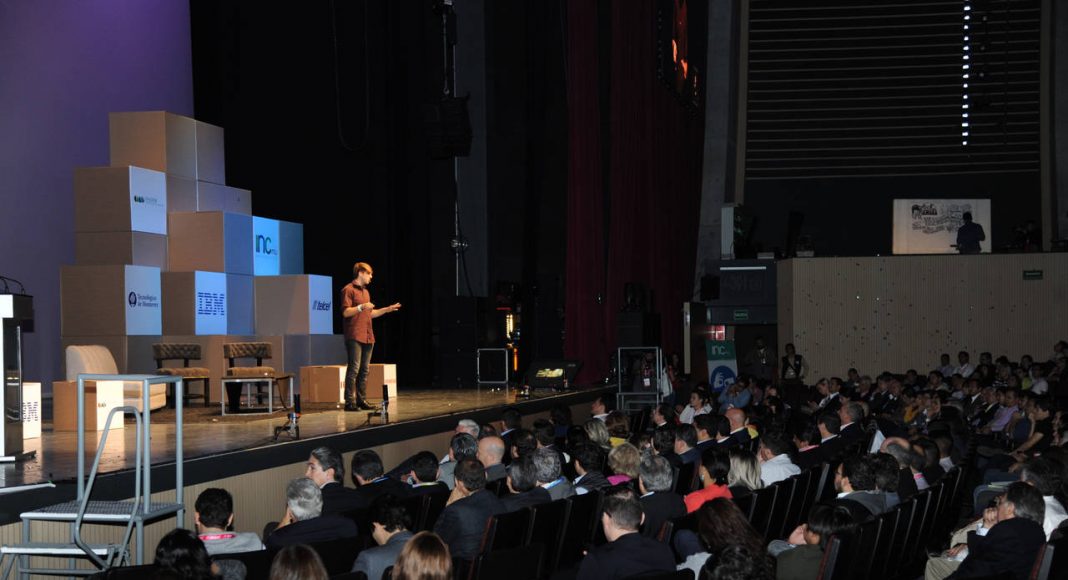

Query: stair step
[[21, 500, 184, 522], [0, 543, 117, 556]]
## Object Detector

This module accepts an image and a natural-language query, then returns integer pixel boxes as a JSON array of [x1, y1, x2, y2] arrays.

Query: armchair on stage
[[53, 346, 167, 431]]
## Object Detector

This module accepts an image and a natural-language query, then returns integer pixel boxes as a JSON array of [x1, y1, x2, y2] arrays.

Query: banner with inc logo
[[705, 340, 738, 394], [123, 265, 162, 335]]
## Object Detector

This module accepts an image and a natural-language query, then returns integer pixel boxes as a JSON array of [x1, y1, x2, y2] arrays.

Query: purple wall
[[0, 1, 193, 392]]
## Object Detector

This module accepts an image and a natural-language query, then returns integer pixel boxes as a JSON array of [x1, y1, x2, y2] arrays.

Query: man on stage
[[341, 262, 400, 411]]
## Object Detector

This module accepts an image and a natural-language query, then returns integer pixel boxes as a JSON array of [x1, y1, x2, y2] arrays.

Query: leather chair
[[65, 345, 166, 413]]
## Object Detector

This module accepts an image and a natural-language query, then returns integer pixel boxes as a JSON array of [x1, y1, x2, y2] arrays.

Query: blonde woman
[[584, 419, 612, 452], [607, 442, 640, 486], [726, 448, 763, 499], [393, 531, 452, 580]]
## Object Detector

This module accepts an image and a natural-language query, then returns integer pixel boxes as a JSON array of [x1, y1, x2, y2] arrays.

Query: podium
[[0, 293, 35, 461]]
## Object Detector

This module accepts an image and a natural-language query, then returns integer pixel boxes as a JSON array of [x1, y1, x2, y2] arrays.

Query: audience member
[[576, 487, 675, 579], [437, 432, 478, 490], [477, 435, 508, 483], [727, 449, 764, 498], [265, 478, 359, 550], [757, 434, 800, 487], [154, 528, 219, 580], [791, 420, 824, 471], [774, 504, 856, 580], [393, 531, 452, 580], [677, 498, 770, 577], [638, 454, 686, 538], [674, 423, 701, 465], [193, 488, 264, 555], [405, 451, 449, 496], [352, 495, 414, 580], [693, 414, 717, 452], [352, 449, 410, 502], [583, 419, 612, 453], [684, 448, 733, 513], [725, 408, 752, 447], [305, 446, 364, 514], [434, 458, 506, 562], [511, 427, 539, 459], [816, 412, 844, 460], [533, 446, 576, 499], [679, 388, 713, 424], [604, 411, 631, 447], [571, 440, 610, 494], [591, 394, 610, 421], [651, 403, 675, 429], [830, 455, 886, 522], [606, 443, 640, 488], [501, 454, 552, 510], [269, 544, 328, 580]]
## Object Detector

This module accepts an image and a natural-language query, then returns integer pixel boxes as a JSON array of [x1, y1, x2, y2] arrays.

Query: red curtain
[[565, 0, 704, 384]]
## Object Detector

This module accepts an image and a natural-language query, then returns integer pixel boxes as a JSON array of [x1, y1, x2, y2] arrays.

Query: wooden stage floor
[[0, 387, 589, 490]]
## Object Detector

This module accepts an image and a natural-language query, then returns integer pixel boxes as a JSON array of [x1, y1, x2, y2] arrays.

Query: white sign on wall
[[308, 275, 333, 334], [253, 216, 281, 275], [892, 199, 992, 255], [128, 167, 167, 234], [124, 265, 162, 335], [194, 271, 228, 335]]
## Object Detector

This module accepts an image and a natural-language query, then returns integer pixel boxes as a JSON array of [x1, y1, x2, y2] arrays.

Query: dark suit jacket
[[896, 468, 919, 500], [485, 463, 508, 483], [794, 447, 825, 472], [640, 492, 686, 538], [659, 450, 683, 468], [576, 531, 675, 580], [352, 529, 413, 580], [695, 439, 716, 453], [574, 471, 611, 493], [500, 487, 552, 512], [320, 481, 368, 515], [838, 423, 863, 444], [948, 517, 1046, 580], [819, 436, 845, 461], [434, 490, 506, 561], [407, 481, 450, 497], [678, 447, 701, 466], [776, 544, 824, 580], [730, 428, 752, 448], [265, 514, 359, 550], [355, 477, 411, 504]]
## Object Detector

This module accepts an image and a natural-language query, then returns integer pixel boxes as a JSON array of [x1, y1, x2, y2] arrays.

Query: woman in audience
[[606, 442, 640, 486], [684, 448, 733, 513], [727, 448, 764, 498], [269, 544, 328, 580], [393, 531, 452, 580], [677, 498, 770, 577], [604, 411, 631, 447], [583, 419, 612, 453], [774, 504, 857, 580], [679, 387, 713, 424], [154, 528, 228, 580]]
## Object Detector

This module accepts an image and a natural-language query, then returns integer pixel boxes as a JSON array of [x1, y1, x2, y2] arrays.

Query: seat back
[[869, 508, 901, 580], [473, 543, 544, 580], [401, 493, 430, 531], [766, 475, 799, 540], [309, 537, 362, 575], [673, 462, 698, 496], [152, 342, 202, 365], [529, 498, 571, 573], [224, 341, 273, 366], [747, 485, 778, 539], [846, 516, 882, 578], [558, 491, 603, 569], [485, 478, 507, 497], [65, 345, 119, 380], [213, 550, 273, 580], [816, 536, 843, 580], [423, 489, 450, 531], [485, 508, 533, 551], [1030, 543, 1052, 580]]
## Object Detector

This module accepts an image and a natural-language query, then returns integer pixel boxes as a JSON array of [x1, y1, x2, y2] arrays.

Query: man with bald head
[[478, 435, 507, 483], [725, 408, 751, 447]]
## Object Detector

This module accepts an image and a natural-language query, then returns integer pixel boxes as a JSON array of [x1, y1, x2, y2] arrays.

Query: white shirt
[[593, 413, 609, 422], [1031, 379, 1049, 395], [678, 404, 711, 425], [760, 454, 800, 487], [820, 434, 838, 444], [955, 363, 975, 378], [1044, 496, 1068, 539], [939, 457, 954, 472]]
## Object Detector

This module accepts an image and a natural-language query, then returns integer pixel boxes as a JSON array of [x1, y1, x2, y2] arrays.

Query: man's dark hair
[[702, 545, 773, 580], [531, 419, 556, 447], [840, 455, 876, 491], [760, 434, 794, 458], [794, 420, 821, 447], [571, 441, 605, 474], [818, 412, 841, 434], [1022, 456, 1063, 497], [369, 494, 411, 532], [507, 455, 537, 492], [593, 394, 614, 411], [411, 451, 440, 483], [194, 488, 234, 529], [676, 424, 698, 449], [869, 453, 899, 493], [912, 438, 938, 469], [655, 403, 675, 423], [701, 448, 731, 486], [455, 458, 487, 492], [602, 486, 643, 532], [713, 415, 731, 438], [1005, 481, 1046, 526], [1032, 397, 1054, 414], [310, 446, 344, 483], [653, 426, 676, 454], [501, 407, 522, 430], [352, 449, 385, 482], [842, 402, 865, 424], [693, 414, 716, 438], [512, 428, 538, 458], [531, 447, 562, 483], [451, 433, 479, 461], [806, 504, 858, 550]]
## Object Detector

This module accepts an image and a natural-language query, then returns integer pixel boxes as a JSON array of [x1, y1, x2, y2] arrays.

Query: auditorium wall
[[777, 254, 1068, 380], [0, 1, 194, 391]]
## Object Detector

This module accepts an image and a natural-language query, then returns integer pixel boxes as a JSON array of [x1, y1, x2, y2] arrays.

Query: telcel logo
[[312, 300, 331, 311], [255, 235, 276, 255]]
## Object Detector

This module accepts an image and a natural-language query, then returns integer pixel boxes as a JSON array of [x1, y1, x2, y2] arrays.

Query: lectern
[[0, 293, 34, 461]]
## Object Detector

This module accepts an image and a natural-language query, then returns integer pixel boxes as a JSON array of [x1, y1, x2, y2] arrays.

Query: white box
[[22, 382, 41, 439], [75, 231, 168, 270], [168, 212, 253, 275], [162, 271, 228, 335], [74, 166, 167, 234], [61, 265, 162, 336], [195, 120, 226, 184], [253, 217, 304, 275], [109, 111, 197, 179], [254, 275, 334, 335], [199, 182, 252, 215]]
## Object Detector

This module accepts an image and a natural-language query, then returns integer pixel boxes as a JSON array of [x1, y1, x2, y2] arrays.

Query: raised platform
[[0, 385, 609, 526]]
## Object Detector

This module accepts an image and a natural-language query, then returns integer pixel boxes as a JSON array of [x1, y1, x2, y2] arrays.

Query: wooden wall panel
[[778, 254, 1068, 380]]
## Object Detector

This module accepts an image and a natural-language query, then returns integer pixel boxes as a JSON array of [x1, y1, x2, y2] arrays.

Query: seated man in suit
[[773, 503, 857, 576], [653, 425, 682, 466], [725, 408, 752, 448], [638, 454, 685, 538], [757, 434, 800, 487], [711, 414, 737, 448], [433, 457, 506, 562], [438, 432, 479, 491], [571, 441, 610, 495], [576, 487, 675, 579], [405, 451, 450, 497], [816, 412, 844, 461], [693, 414, 717, 452], [305, 446, 365, 514], [352, 495, 414, 580], [532, 447, 575, 501], [352, 449, 410, 502], [264, 477, 359, 550], [501, 455, 552, 511], [792, 420, 825, 472], [939, 482, 1046, 580], [194, 487, 264, 555], [830, 455, 886, 522], [674, 424, 702, 466], [477, 435, 508, 484], [837, 401, 866, 444]]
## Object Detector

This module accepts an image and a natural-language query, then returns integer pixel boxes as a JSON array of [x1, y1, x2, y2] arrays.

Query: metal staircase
[[0, 374, 186, 578]]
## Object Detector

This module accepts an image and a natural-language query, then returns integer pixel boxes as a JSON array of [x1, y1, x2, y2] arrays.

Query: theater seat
[[65, 345, 166, 412]]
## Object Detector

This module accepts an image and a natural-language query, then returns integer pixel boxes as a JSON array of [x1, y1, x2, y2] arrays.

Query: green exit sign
[[1023, 270, 1043, 281], [733, 309, 749, 321]]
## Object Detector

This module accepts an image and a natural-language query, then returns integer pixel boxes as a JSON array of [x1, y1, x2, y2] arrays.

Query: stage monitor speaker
[[524, 359, 581, 389], [617, 312, 661, 348], [424, 96, 472, 158]]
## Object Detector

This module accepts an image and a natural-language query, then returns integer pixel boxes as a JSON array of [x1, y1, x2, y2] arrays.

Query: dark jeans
[[345, 339, 373, 403]]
